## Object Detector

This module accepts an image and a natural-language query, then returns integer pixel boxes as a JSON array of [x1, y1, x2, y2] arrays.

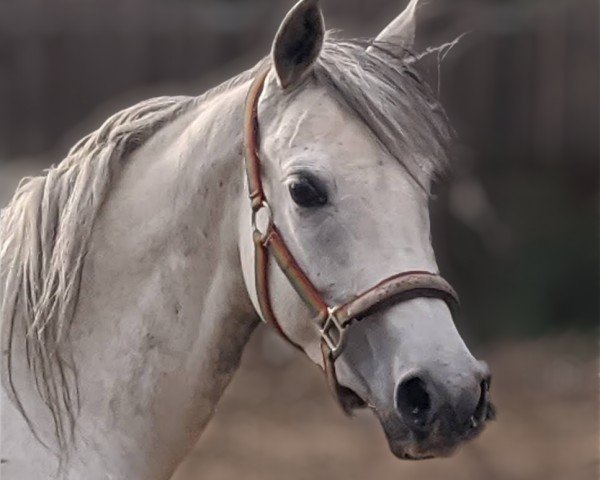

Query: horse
[[0, 0, 494, 478]]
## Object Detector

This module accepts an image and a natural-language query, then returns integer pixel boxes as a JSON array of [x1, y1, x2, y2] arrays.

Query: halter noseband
[[243, 65, 459, 412]]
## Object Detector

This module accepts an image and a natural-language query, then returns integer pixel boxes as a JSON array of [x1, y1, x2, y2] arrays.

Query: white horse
[[0, 0, 494, 478]]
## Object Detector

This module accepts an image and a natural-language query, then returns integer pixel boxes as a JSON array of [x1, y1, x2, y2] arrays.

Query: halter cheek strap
[[243, 64, 459, 412]]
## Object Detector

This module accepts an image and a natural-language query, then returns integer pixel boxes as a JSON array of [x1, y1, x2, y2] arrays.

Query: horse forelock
[[315, 36, 454, 189]]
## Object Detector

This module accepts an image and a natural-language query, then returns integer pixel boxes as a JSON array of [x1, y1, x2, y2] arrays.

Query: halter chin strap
[[243, 64, 459, 412]]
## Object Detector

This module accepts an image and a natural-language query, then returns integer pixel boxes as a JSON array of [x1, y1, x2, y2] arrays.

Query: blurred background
[[0, 0, 597, 479]]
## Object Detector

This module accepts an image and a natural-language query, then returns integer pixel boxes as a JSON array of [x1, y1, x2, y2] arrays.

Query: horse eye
[[288, 175, 328, 208]]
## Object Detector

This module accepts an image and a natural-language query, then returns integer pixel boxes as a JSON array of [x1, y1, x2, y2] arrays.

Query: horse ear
[[367, 0, 419, 55], [271, 0, 325, 89]]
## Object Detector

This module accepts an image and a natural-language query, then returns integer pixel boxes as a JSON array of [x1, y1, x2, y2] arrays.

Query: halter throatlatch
[[243, 64, 459, 413]]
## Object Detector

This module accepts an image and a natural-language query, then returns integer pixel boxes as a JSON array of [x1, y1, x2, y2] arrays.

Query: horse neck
[[9, 80, 260, 480]]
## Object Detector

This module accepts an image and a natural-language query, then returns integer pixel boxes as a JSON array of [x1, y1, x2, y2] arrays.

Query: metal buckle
[[320, 307, 345, 359], [251, 200, 273, 242]]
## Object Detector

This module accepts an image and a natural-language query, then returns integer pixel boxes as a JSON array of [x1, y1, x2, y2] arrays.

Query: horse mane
[[0, 53, 270, 457], [0, 95, 193, 453]]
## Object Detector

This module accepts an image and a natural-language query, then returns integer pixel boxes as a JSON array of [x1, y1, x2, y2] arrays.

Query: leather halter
[[243, 65, 459, 412]]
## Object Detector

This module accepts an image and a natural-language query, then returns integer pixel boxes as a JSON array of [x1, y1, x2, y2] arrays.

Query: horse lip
[[470, 399, 496, 430], [383, 400, 496, 461], [457, 400, 495, 442], [485, 401, 497, 421], [402, 452, 435, 461], [337, 384, 367, 413]]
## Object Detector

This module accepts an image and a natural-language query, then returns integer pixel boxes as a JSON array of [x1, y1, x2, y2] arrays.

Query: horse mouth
[[337, 385, 367, 412], [383, 399, 496, 460], [400, 452, 435, 461], [338, 376, 497, 458]]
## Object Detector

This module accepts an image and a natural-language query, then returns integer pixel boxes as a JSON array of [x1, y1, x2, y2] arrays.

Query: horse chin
[[386, 433, 463, 461], [378, 401, 496, 461]]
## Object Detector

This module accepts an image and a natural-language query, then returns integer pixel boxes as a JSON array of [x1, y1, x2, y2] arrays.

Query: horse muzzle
[[379, 363, 496, 459]]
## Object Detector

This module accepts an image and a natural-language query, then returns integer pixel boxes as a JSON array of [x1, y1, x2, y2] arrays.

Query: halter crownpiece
[[243, 64, 459, 412]]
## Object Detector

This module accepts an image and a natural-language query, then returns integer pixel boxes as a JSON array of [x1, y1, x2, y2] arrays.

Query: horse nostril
[[396, 376, 432, 430], [471, 377, 491, 426], [482, 375, 491, 393]]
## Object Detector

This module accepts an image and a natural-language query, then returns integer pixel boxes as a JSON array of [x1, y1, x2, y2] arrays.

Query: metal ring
[[251, 200, 273, 242], [320, 306, 346, 359]]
